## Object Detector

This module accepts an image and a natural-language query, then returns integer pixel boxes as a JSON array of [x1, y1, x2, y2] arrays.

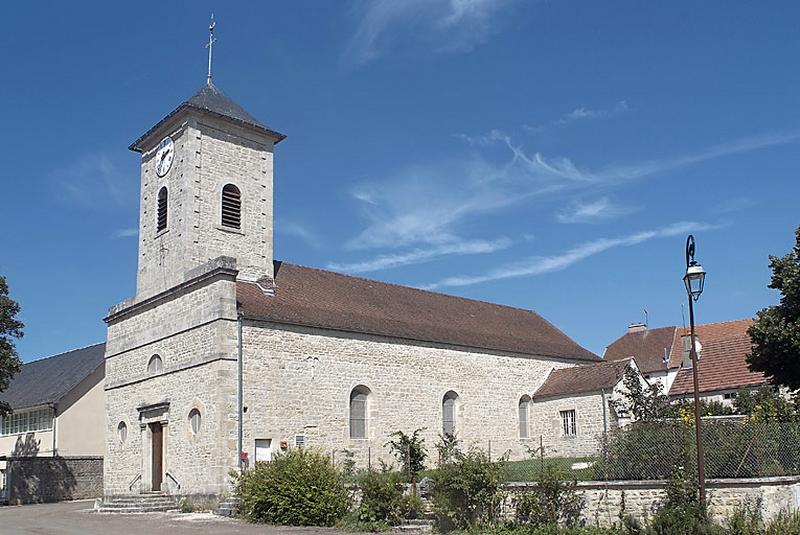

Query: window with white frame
[[0, 407, 55, 436], [442, 391, 458, 437], [560, 409, 576, 437], [349, 386, 370, 439]]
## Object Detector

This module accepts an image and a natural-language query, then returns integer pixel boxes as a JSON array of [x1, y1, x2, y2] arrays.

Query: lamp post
[[684, 234, 707, 504]]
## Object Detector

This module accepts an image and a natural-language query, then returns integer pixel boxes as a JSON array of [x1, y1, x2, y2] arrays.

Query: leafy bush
[[725, 503, 762, 535], [385, 428, 428, 480], [355, 469, 421, 528], [646, 469, 720, 535], [235, 448, 351, 526], [430, 440, 505, 532], [764, 510, 800, 535], [514, 465, 584, 529]]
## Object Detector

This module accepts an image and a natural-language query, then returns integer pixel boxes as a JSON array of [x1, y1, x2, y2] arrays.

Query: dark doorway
[[150, 422, 163, 491]]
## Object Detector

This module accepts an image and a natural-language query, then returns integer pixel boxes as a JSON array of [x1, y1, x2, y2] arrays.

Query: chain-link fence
[[496, 418, 800, 482]]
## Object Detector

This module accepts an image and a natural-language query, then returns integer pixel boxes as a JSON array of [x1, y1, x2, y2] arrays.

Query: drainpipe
[[51, 403, 57, 457], [237, 312, 244, 472]]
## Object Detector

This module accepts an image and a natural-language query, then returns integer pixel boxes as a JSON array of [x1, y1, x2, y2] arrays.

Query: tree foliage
[[612, 366, 672, 422], [0, 275, 24, 417], [747, 226, 800, 389], [385, 428, 428, 480]]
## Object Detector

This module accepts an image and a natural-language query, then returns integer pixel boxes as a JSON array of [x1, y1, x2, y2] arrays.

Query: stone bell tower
[[129, 82, 286, 300]]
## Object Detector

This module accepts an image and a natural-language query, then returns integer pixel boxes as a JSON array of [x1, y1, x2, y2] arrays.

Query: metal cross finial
[[206, 14, 216, 85]]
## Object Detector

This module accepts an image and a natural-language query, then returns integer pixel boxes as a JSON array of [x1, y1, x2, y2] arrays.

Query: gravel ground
[[0, 500, 364, 535]]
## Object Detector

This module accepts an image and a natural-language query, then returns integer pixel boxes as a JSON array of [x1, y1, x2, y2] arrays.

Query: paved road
[[0, 500, 360, 535]]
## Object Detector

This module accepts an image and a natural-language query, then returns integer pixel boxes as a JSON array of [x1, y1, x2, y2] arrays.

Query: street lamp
[[684, 234, 707, 504]]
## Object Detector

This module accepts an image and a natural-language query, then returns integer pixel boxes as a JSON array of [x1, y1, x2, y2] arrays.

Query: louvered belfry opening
[[221, 184, 242, 229], [156, 186, 168, 233]]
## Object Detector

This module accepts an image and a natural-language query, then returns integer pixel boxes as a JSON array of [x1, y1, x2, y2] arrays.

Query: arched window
[[156, 186, 168, 233], [518, 395, 531, 439], [442, 391, 458, 437], [147, 354, 163, 374], [221, 184, 242, 229], [189, 408, 202, 434], [349, 386, 370, 439], [117, 421, 127, 444]]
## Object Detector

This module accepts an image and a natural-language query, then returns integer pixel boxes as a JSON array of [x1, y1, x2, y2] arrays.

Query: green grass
[[500, 457, 599, 482]]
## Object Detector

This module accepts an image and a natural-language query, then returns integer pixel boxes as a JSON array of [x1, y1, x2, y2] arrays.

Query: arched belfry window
[[442, 391, 459, 437], [349, 386, 370, 439], [156, 186, 168, 233], [518, 395, 531, 439], [221, 184, 242, 229], [147, 354, 163, 374]]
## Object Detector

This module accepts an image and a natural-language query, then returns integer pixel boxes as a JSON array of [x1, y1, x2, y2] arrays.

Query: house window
[[147, 355, 163, 374], [519, 395, 531, 439], [560, 410, 576, 437], [117, 421, 127, 443], [349, 386, 370, 439], [0, 407, 54, 436], [156, 186, 168, 233], [443, 391, 458, 437], [189, 408, 202, 434], [221, 184, 242, 229]]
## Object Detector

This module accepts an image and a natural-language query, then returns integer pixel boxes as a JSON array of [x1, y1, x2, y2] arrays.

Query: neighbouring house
[[102, 79, 601, 501], [668, 319, 768, 405], [605, 319, 768, 406], [0, 343, 105, 504], [532, 358, 644, 457], [604, 323, 679, 392]]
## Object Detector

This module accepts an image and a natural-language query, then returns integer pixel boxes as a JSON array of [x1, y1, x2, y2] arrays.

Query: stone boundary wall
[[2, 456, 103, 505], [504, 476, 800, 527]]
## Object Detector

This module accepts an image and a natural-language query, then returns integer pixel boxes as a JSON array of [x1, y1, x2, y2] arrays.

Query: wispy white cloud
[[343, 128, 798, 272], [524, 101, 631, 133], [329, 237, 511, 273], [556, 197, 635, 224], [50, 153, 134, 209], [342, 0, 515, 67], [279, 221, 323, 249], [111, 227, 138, 239], [423, 221, 720, 289]]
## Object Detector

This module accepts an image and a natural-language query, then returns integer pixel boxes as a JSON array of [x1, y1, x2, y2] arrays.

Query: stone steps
[[96, 493, 178, 513], [215, 497, 240, 517], [394, 519, 434, 533]]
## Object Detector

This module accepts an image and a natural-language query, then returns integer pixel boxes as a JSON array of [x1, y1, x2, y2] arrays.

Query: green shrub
[[356, 469, 421, 527], [645, 470, 721, 535], [514, 466, 584, 528], [234, 448, 351, 526], [764, 510, 800, 535], [430, 441, 504, 532], [725, 503, 762, 535], [385, 428, 428, 480]]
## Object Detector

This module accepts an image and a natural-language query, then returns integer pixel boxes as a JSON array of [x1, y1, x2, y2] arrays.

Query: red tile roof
[[604, 326, 677, 374], [534, 358, 633, 399], [668, 319, 767, 396], [237, 261, 599, 362]]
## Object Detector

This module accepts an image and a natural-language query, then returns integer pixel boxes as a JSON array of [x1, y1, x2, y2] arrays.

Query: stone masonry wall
[[531, 392, 612, 458], [104, 267, 239, 497], [5, 456, 103, 505], [240, 321, 582, 469], [506, 477, 800, 527], [136, 114, 275, 300]]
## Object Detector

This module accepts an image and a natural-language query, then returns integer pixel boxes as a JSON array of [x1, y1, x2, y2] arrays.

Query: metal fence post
[[488, 439, 492, 463]]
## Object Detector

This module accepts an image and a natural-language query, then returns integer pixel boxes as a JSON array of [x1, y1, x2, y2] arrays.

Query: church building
[[102, 78, 602, 499]]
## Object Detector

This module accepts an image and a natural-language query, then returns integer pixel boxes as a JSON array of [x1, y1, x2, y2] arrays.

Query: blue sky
[[2, 1, 799, 361]]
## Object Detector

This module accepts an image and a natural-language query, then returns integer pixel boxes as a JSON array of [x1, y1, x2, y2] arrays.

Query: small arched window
[[189, 408, 202, 434], [221, 184, 242, 229], [147, 354, 163, 374], [156, 186, 168, 233], [349, 386, 370, 439], [117, 421, 128, 444], [443, 391, 458, 437], [518, 395, 531, 439]]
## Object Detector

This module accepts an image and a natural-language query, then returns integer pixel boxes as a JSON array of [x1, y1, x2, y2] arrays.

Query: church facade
[[103, 82, 602, 498]]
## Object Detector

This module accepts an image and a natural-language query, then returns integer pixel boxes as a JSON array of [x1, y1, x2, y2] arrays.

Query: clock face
[[155, 136, 175, 177]]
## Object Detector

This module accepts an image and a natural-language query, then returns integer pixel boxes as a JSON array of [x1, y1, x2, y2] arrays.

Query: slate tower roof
[[129, 82, 286, 152]]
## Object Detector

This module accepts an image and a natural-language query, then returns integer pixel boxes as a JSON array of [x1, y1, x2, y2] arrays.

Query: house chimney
[[627, 322, 647, 334]]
